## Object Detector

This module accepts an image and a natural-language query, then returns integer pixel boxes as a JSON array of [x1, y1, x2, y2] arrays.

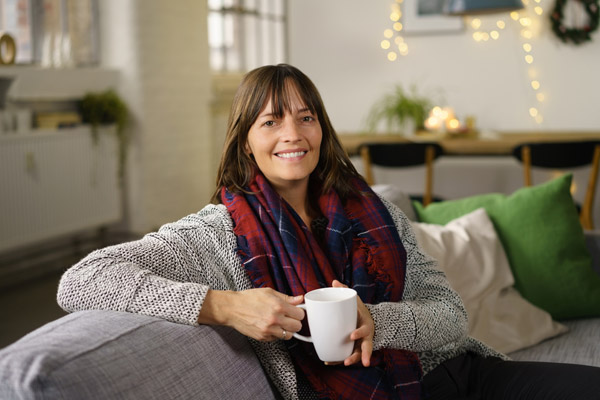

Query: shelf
[[0, 66, 120, 102]]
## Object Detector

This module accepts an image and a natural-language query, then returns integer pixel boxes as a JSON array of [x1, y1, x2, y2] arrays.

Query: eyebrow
[[258, 107, 313, 118]]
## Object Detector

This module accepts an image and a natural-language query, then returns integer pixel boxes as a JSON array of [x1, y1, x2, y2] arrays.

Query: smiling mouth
[[276, 151, 307, 159]]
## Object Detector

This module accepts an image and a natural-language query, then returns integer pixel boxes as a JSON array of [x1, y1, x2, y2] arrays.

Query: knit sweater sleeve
[[57, 204, 250, 326], [365, 196, 469, 352]]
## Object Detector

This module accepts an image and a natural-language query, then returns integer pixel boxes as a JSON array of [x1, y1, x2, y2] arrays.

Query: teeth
[[277, 151, 306, 159]]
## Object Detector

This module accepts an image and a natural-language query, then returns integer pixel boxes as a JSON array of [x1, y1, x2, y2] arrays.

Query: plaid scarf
[[222, 173, 422, 399]]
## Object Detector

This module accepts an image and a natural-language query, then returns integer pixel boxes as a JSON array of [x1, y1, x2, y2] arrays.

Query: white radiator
[[0, 127, 122, 253]]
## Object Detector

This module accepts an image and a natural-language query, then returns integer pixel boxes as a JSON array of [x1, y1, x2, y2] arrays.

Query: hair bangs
[[266, 75, 318, 120]]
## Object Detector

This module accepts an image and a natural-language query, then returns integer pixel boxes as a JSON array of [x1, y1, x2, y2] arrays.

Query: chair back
[[512, 140, 600, 230], [359, 142, 444, 206]]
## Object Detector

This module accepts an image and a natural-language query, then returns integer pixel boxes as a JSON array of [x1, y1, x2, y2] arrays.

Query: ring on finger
[[281, 329, 287, 340]]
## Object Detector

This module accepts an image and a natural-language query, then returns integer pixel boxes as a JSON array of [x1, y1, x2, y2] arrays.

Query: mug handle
[[292, 304, 312, 342]]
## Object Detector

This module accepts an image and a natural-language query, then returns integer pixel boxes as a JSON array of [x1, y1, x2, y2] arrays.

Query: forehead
[[258, 79, 312, 116]]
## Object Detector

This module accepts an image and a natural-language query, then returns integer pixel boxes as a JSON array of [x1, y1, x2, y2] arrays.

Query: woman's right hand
[[198, 288, 305, 341]]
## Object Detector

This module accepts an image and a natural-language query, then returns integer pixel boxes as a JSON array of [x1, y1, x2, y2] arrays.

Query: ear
[[244, 142, 252, 155]]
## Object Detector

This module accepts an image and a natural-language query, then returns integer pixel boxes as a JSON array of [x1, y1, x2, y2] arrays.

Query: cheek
[[313, 131, 323, 152]]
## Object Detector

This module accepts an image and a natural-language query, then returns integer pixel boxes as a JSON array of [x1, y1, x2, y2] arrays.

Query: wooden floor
[[0, 229, 138, 350], [0, 270, 67, 349]]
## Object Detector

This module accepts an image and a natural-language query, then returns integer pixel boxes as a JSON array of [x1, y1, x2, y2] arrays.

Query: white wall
[[94, 0, 600, 235], [288, 0, 600, 133], [99, 0, 213, 234], [288, 0, 600, 226]]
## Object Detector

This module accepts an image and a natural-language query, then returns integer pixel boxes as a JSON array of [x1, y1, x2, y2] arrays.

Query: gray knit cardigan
[[57, 196, 502, 400]]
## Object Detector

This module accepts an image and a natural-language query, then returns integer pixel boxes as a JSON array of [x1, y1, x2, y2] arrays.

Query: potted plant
[[366, 84, 433, 135], [80, 89, 129, 182]]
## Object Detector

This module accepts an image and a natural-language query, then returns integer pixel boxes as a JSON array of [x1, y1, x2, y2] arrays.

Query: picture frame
[[401, 0, 464, 35]]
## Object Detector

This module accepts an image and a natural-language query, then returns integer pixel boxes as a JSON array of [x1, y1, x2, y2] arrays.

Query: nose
[[281, 117, 301, 142]]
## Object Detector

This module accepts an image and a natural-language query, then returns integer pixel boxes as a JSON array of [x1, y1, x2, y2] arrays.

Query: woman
[[58, 64, 600, 399]]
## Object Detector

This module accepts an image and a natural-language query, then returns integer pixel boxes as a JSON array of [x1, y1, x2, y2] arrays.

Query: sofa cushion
[[509, 318, 600, 367], [0, 310, 277, 400], [372, 184, 418, 221], [413, 174, 600, 320], [411, 208, 567, 354]]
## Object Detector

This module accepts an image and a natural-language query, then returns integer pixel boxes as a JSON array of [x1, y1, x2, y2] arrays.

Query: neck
[[274, 180, 315, 229]]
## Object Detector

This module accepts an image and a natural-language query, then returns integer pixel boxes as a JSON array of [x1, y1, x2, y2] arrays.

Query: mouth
[[275, 151, 307, 159]]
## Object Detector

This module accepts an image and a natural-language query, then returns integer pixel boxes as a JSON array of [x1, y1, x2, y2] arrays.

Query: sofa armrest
[[0, 310, 277, 400], [585, 230, 600, 277]]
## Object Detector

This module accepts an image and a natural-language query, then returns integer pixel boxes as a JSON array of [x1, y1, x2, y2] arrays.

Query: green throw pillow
[[413, 174, 600, 320]]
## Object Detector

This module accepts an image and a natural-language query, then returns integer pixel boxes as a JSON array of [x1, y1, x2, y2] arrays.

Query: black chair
[[359, 142, 444, 206], [512, 140, 600, 230]]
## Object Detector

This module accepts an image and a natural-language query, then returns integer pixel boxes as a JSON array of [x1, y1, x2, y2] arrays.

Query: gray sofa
[[1, 216, 600, 399]]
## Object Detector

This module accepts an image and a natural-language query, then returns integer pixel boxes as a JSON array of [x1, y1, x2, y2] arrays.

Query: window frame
[[207, 0, 288, 73]]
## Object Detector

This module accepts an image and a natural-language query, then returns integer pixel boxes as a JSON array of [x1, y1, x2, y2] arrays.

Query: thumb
[[286, 294, 304, 305], [331, 280, 348, 288]]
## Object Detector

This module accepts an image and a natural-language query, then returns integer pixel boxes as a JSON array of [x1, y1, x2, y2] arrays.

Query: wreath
[[550, 0, 599, 44]]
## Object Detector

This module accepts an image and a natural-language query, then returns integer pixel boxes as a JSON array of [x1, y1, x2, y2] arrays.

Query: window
[[0, 0, 99, 67], [0, 0, 33, 63], [207, 0, 287, 72]]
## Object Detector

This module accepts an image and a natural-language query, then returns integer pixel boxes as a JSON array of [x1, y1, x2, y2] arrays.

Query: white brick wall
[[99, 0, 213, 234]]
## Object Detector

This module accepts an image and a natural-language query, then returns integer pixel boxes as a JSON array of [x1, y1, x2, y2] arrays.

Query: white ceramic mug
[[293, 287, 357, 362]]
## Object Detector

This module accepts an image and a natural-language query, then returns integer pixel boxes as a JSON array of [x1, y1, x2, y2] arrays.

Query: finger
[[285, 301, 305, 321], [343, 350, 362, 366], [285, 294, 304, 305], [361, 339, 373, 367], [273, 292, 305, 320], [331, 280, 348, 288], [279, 315, 303, 334], [350, 325, 371, 341]]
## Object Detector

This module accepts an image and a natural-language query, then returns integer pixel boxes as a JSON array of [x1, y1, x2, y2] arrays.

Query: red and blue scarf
[[222, 173, 422, 399]]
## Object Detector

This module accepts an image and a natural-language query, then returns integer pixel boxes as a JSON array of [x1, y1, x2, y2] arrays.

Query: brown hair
[[212, 64, 362, 203]]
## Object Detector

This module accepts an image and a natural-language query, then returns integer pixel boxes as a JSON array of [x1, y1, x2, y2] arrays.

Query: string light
[[464, 2, 545, 124], [381, 0, 408, 60], [379, 0, 547, 123], [517, 2, 545, 124]]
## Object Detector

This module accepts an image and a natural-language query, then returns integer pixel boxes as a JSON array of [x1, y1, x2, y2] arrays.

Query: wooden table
[[339, 131, 600, 157]]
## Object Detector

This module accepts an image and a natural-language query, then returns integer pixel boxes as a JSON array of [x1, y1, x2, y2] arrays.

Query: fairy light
[[463, 2, 546, 125], [521, 29, 533, 39], [379, 0, 548, 122], [517, 3, 545, 124], [381, 1, 408, 61], [398, 42, 408, 56]]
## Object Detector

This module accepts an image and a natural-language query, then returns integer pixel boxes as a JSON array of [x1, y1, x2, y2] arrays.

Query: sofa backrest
[[0, 310, 277, 399]]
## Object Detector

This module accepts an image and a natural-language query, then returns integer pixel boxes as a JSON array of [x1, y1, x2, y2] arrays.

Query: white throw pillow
[[411, 208, 568, 354], [371, 184, 417, 221]]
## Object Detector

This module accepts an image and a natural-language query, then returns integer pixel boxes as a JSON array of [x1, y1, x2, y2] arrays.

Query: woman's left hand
[[331, 280, 374, 367]]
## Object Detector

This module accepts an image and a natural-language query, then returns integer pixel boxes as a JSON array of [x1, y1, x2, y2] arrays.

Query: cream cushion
[[411, 208, 568, 354]]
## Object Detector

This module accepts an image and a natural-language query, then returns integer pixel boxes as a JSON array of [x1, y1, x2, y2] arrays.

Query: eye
[[263, 120, 275, 127], [301, 115, 315, 122]]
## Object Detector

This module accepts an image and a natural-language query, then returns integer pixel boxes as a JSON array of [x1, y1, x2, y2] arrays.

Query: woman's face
[[246, 86, 322, 192]]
